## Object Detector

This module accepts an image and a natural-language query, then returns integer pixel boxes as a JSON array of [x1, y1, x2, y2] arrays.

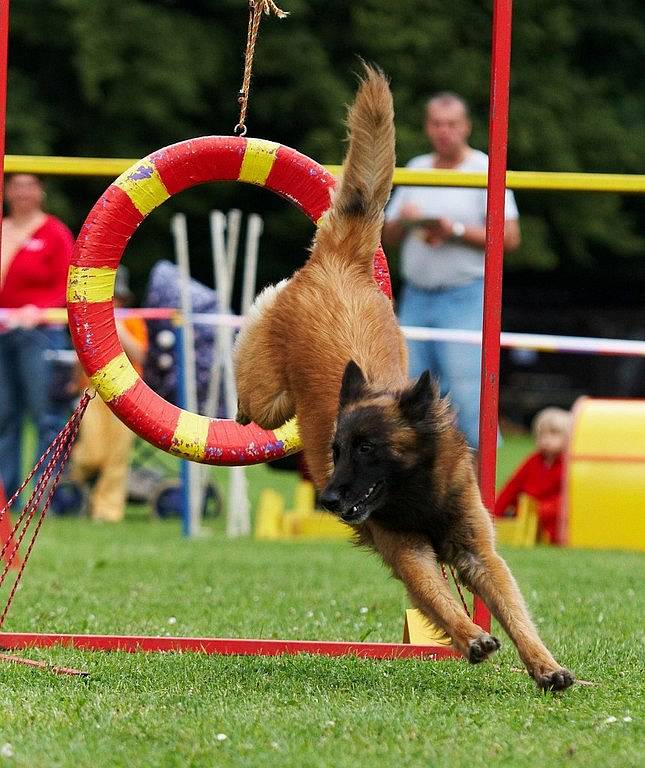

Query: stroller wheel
[[202, 482, 222, 519], [150, 480, 222, 520], [150, 480, 183, 520], [51, 479, 89, 517]]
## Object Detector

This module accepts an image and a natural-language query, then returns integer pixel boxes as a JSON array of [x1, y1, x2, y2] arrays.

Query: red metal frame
[[473, 0, 514, 632], [0, 0, 9, 222], [0, 632, 461, 660], [0, 0, 517, 656]]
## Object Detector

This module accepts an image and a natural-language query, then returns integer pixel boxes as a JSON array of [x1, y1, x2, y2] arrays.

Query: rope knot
[[251, 0, 289, 19]]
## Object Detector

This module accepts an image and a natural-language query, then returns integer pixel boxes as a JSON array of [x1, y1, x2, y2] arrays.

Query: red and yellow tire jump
[[67, 136, 392, 465]]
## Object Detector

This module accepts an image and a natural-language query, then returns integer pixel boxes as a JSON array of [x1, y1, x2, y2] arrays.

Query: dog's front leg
[[454, 547, 574, 691], [367, 525, 500, 663]]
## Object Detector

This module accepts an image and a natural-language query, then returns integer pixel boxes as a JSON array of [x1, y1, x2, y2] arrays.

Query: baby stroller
[[127, 260, 224, 519]]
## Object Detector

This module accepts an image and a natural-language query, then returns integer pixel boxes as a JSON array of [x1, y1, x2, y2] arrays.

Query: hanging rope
[[0, 391, 92, 629], [234, 0, 288, 136]]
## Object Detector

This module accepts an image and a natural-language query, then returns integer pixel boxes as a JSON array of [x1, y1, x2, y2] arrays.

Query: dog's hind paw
[[534, 667, 575, 692], [467, 633, 501, 664], [235, 403, 252, 425]]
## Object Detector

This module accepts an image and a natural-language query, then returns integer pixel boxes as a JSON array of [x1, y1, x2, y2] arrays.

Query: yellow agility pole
[[5, 154, 645, 193]]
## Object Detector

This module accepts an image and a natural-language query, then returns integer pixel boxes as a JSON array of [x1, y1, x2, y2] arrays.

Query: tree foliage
[[6, 0, 644, 303]]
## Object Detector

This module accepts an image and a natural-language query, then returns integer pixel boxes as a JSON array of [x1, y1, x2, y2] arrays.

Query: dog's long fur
[[234, 65, 574, 692]]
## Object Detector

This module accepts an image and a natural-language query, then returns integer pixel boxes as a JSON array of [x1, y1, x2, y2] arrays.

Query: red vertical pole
[[473, 0, 513, 630], [0, 0, 9, 256], [0, 480, 21, 570]]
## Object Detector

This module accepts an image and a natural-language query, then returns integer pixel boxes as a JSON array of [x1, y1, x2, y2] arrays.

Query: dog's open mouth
[[340, 482, 384, 524]]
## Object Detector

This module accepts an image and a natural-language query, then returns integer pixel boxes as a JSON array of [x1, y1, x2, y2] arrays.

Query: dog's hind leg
[[454, 546, 574, 691], [368, 526, 500, 662], [235, 386, 295, 430], [233, 279, 294, 429]]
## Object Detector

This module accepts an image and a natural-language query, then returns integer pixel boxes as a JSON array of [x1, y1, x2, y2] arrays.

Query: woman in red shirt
[[494, 407, 572, 544], [0, 174, 74, 499]]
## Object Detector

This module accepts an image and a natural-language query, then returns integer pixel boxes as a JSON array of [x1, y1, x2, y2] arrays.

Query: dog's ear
[[399, 370, 433, 423], [339, 360, 367, 408]]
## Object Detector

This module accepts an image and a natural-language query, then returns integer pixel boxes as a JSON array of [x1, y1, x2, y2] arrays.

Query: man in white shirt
[[383, 92, 521, 449]]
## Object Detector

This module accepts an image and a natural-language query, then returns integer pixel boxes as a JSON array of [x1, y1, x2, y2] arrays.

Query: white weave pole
[[241, 214, 263, 314], [209, 210, 251, 537], [171, 213, 203, 537], [204, 209, 242, 419], [205, 212, 228, 419], [225, 209, 242, 284]]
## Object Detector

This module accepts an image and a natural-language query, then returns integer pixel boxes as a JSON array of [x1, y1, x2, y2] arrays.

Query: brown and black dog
[[234, 65, 574, 692]]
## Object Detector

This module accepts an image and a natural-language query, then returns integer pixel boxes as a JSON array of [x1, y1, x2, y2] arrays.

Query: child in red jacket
[[495, 407, 572, 544]]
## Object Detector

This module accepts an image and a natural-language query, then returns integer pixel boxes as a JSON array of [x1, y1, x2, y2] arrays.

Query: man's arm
[[502, 219, 521, 251], [382, 201, 422, 248], [382, 217, 407, 248], [403, 217, 521, 251], [460, 218, 521, 251]]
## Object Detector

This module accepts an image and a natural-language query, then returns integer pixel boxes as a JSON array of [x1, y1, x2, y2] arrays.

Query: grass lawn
[[0, 437, 642, 767]]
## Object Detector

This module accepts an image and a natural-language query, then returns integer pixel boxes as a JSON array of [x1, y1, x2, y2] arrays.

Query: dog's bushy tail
[[312, 63, 395, 271]]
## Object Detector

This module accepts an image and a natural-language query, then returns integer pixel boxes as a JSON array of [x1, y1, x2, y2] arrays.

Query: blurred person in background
[[494, 407, 572, 544], [66, 266, 148, 522], [383, 93, 521, 450], [0, 174, 74, 498]]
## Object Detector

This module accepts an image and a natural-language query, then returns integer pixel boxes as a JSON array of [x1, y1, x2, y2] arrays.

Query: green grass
[[0, 439, 642, 767]]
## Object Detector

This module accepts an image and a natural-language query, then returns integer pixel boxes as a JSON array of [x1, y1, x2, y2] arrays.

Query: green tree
[[5, 0, 644, 303]]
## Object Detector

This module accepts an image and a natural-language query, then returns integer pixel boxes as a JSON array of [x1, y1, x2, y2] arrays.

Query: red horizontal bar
[[0, 632, 461, 660]]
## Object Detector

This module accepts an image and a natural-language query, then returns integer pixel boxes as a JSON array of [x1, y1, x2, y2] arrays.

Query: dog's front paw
[[534, 666, 575, 692], [467, 633, 501, 664]]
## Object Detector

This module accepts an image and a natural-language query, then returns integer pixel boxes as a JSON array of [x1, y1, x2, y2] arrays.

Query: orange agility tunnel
[[563, 398, 645, 551]]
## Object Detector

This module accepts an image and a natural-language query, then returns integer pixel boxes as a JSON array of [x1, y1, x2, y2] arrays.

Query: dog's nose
[[320, 489, 342, 513]]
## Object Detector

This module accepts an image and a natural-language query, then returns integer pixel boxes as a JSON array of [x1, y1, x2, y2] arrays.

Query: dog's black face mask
[[320, 361, 432, 525]]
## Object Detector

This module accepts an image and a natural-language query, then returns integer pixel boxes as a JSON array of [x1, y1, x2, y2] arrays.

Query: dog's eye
[[357, 441, 374, 455]]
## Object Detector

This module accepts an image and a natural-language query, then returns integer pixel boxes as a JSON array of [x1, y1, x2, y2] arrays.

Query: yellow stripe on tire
[[114, 160, 170, 216], [238, 139, 279, 186], [66, 266, 117, 304]]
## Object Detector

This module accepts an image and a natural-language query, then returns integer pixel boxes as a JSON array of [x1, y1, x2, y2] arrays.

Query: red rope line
[[0, 652, 88, 677], [449, 565, 471, 618], [0, 413, 75, 529], [0, 419, 74, 566], [0, 394, 89, 565], [0, 393, 90, 628], [441, 563, 472, 619]]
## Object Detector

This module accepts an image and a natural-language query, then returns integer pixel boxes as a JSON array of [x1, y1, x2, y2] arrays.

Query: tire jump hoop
[[67, 136, 393, 466]]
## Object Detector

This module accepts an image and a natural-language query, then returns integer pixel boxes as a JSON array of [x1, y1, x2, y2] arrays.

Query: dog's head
[[320, 360, 451, 525]]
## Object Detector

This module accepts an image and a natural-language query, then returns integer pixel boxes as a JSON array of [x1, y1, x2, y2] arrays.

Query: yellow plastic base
[[254, 488, 286, 540], [402, 609, 452, 646], [495, 494, 539, 547], [255, 481, 352, 540]]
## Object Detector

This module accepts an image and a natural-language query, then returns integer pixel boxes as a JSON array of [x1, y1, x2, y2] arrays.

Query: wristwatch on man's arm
[[451, 221, 466, 240]]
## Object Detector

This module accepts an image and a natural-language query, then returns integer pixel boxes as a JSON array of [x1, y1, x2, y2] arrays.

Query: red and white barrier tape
[[1, 307, 643, 357]]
